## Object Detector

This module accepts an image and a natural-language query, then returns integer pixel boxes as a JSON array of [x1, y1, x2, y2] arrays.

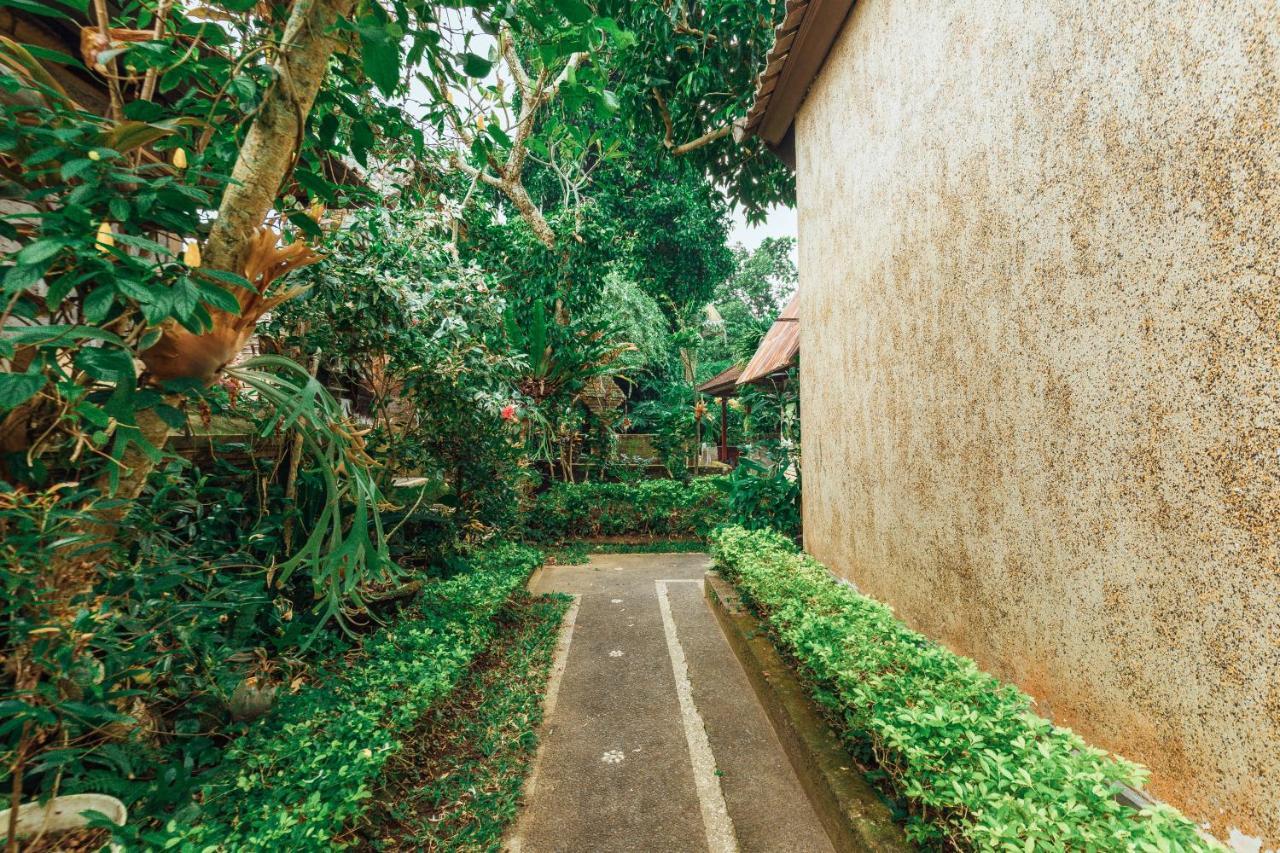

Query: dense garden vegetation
[[523, 476, 729, 542], [709, 527, 1221, 851], [0, 0, 1233, 844], [0, 0, 798, 844]]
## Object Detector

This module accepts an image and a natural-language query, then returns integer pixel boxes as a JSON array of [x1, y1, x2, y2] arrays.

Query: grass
[[352, 592, 569, 851]]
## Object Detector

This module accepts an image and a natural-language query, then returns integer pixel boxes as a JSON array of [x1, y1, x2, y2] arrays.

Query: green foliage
[[628, 379, 700, 478], [705, 237, 798, 364], [523, 476, 728, 542], [504, 293, 629, 406], [355, 592, 569, 850], [0, 457, 327, 822], [143, 543, 542, 850], [598, 0, 795, 215], [265, 208, 525, 554], [590, 271, 675, 376], [719, 238, 798, 322], [0, 1, 428, 486], [588, 148, 736, 313], [709, 527, 1222, 851], [227, 355, 397, 629], [726, 457, 800, 538]]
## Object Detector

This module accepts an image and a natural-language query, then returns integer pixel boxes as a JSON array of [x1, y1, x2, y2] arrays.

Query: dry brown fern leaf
[[140, 227, 318, 384]]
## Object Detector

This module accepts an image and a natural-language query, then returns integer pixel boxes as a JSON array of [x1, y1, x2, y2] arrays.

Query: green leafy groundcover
[[709, 527, 1220, 851], [148, 543, 541, 851], [523, 476, 728, 542], [354, 593, 569, 850]]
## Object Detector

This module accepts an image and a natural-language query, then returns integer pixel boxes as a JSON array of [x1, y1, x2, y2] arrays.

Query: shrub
[[522, 477, 728, 542], [708, 527, 1220, 851], [726, 456, 801, 538], [143, 543, 541, 850]]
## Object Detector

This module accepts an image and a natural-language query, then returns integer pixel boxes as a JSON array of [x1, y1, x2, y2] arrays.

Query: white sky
[[727, 203, 797, 253]]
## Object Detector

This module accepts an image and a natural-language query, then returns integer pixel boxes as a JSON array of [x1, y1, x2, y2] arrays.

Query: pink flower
[[501, 404, 518, 422]]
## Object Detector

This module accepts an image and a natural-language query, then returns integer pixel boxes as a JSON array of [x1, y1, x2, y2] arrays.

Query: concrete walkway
[[510, 553, 835, 853]]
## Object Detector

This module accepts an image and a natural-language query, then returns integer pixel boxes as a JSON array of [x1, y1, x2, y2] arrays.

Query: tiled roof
[[741, 0, 856, 146], [697, 363, 745, 397], [738, 294, 799, 385], [743, 0, 813, 136]]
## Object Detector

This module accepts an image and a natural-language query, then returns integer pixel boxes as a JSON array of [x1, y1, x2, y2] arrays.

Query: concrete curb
[[704, 572, 913, 853], [525, 564, 545, 593]]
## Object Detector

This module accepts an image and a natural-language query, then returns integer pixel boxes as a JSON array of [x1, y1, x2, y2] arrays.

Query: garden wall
[[795, 0, 1280, 844]]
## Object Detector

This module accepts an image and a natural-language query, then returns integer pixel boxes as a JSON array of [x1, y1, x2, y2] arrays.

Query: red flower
[[501, 404, 518, 422]]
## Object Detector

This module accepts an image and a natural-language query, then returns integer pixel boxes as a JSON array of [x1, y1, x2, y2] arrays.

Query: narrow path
[[510, 553, 835, 853]]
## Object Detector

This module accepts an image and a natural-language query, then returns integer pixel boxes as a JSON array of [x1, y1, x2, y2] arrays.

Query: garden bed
[[142, 544, 542, 850], [348, 591, 569, 851], [708, 527, 1221, 851]]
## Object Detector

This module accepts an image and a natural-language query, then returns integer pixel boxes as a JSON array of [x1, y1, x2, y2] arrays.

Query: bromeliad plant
[[504, 294, 633, 479]]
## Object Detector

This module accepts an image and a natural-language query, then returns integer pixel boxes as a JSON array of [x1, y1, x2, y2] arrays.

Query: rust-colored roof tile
[[739, 294, 800, 385], [697, 363, 745, 397]]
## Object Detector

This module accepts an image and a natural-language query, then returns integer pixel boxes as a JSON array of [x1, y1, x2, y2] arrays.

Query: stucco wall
[[795, 1, 1280, 844]]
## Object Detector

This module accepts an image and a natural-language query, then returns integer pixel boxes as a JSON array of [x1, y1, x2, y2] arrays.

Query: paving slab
[[510, 553, 835, 853]]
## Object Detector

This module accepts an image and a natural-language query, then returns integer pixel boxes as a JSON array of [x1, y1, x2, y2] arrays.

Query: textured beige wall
[[795, 0, 1280, 844]]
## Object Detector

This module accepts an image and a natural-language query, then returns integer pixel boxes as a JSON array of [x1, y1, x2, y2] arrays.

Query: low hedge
[[709, 527, 1219, 851], [149, 543, 542, 851], [522, 476, 728, 543]]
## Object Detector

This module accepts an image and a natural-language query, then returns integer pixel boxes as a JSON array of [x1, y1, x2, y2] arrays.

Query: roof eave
[[742, 0, 858, 156]]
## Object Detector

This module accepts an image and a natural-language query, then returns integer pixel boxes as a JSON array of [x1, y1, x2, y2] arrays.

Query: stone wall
[[795, 1, 1280, 844]]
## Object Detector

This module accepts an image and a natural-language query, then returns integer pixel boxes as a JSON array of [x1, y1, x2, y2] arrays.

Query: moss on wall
[[795, 1, 1280, 844]]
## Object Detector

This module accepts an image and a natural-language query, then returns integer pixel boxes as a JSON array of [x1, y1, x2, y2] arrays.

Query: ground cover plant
[[709, 527, 1221, 851], [522, 476, 728, 543], [137, 543, 541, 849], [351, 591, 569, 851]]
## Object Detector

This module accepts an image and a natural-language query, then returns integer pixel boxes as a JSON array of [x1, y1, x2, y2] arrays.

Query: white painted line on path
[[506, 593, 581, 853], [655, 580, 740, 853]]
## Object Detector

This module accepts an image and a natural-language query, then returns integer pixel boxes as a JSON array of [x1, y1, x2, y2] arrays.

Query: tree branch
[[652, 89, 733, 155], [138, 0, 173, 102], [454, 30, 589, 251], [203, 0, 355, 276], [448, 153, 503, 189], [499, 25, 531, 99], [546, 51, 586, 100]]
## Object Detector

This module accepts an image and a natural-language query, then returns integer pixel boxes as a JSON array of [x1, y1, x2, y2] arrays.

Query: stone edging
[[704, 571, 913, 853]]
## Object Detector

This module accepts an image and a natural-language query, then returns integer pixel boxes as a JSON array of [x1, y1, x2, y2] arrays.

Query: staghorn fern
[[224, 354, 398, 635]]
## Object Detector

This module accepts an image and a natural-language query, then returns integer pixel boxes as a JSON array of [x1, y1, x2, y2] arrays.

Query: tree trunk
[[92, 0, 352, 517], [502, 179, 556, 250], [86, 405, 173, 536], [203, 0, 355, 276]]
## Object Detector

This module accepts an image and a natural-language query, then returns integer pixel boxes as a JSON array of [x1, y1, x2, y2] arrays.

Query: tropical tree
[[600, 0, 794, 215]]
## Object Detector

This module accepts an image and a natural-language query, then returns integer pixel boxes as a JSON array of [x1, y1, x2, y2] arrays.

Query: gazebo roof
[[697, 363, 745, 398], [738, 295, 799, 386]]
